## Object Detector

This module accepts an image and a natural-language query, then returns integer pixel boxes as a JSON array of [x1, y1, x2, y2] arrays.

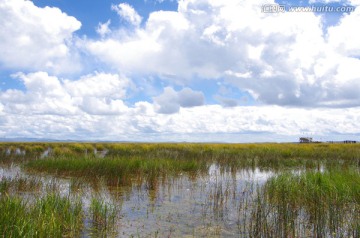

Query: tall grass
[[89, 197, 118, 237], [25, 156, 208, 186], [20, 143, 360, 191], [251, 169, 360, 237], [0, 193, 83, 237], [0, 178, 121, 237], [0, 176, 42, 195], [2, 142, 360, 167]]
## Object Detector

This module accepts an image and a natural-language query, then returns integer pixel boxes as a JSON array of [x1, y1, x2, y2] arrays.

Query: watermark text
[[261, 4, 355, 13]]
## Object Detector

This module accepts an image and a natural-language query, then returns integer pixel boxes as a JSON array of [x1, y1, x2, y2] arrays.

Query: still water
[[0, 163, 273, 237]]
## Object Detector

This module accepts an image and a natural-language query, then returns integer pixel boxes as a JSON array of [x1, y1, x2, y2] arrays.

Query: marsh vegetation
[[0, 143, 359, 237]]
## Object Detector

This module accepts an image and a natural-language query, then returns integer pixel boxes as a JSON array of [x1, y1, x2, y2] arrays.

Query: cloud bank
[[86, 0, 360, 107], [1, 0, 360, 141]]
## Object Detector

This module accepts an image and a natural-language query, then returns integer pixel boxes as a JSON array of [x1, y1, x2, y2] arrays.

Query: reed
[[0, 176, 42, 195], [253, 169, 360, 237], [89, 197, 118, 236], [0, 193, 83, 237], [25, 155, 208, 186], [1, 142, 360, 170]]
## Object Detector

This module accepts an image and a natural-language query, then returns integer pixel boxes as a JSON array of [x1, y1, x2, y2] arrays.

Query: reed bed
[[25, 156, 207, 187], [1, 142, 360, 165], [250, 169, 360, 237], [8, 142, 357, 174]]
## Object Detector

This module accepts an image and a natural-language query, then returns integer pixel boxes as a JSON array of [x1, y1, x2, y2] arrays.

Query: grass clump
[[25, 156, 207, 185], [0, 193, 83, 237], [89, 197, 118, 237], [257, 169, 360, 237]]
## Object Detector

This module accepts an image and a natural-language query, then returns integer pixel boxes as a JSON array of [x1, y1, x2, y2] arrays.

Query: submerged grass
[[255, 169, 360, 237], [89, 197, 118, 237], [0, 176, 42, 194], [25, 156, 207, 185]]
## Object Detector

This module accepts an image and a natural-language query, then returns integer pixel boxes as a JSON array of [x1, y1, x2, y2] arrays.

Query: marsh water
[[0, 163, 276, 237]]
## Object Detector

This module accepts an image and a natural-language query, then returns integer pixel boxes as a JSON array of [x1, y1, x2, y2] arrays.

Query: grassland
[[0, 142, 359, 237]]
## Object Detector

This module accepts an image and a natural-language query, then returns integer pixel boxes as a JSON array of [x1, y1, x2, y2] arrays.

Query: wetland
[[0, 143, 359, 237]]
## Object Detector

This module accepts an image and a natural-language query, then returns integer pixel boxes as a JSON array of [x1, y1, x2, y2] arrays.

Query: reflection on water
[[0, 163, 275, 237], [4, 163, 354, 237]]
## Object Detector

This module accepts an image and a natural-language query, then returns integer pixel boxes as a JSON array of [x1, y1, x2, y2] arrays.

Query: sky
[[0, 0, 360, 142]]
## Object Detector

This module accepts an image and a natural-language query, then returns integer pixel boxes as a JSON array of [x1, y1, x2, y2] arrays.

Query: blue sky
[[33, 0, 178, 37], [0, 0, 359, 142]]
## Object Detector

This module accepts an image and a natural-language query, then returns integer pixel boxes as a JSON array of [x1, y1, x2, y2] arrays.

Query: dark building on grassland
[[299, 137, 313, 143]]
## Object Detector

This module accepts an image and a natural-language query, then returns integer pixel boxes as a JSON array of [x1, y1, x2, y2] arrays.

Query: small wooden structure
[[299, 137, 313, 143]]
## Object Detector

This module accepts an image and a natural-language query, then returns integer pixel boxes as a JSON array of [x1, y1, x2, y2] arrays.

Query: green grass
[[255, 169, 360, 237], [0, 179, 120, 237], [266, 169, 360, 205], [19, 143, 360, 187], [0, 193, 83, 238], [1, 143, 358, 171], [25, 156, 207, 186], [89, 197, 118, 237]]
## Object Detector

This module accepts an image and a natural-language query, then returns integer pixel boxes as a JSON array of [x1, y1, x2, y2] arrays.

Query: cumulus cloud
[[64, 73, 128, 98], [0, 0, 81, 73], [153, 87, 205, 114], [84, 0, 360, 108], [112, 3, 142, 26], [0, 72, 129, 115], [0, 102, 359, 142], [327, 7, 360, 57], [1, 0, 360, 141], [215, 96, 239, 107]]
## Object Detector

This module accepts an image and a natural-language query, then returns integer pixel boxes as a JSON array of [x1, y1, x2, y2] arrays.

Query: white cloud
[[153, 87, 180, 114], [80, 97, 128, 115], [1, 102, 359, 141], [112, 3, 142, 26], [84, 0, 360, 108], [178, 87, 205, 107], [214, 96, 239, 107], [0, 0, 81, 73], [1, 0, 360, 141], [0, 72, 129, 116], [64, 73, 128, 98], [309, 0, 360, 5], [350, 0, 360, 5], [327, 7, 360, 57], [96, 20, 112, 37], [153, 87, 205, 114]]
